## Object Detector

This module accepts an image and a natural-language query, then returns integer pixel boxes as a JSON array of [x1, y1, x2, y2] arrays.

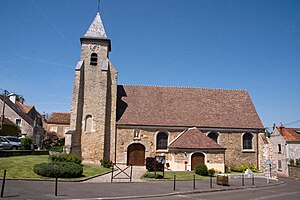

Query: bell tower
[[66, 12, 118, 162]]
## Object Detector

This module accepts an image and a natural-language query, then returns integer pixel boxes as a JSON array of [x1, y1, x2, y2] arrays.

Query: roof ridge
[[120, 84, 247, 92], [51, 112, 70, 114]]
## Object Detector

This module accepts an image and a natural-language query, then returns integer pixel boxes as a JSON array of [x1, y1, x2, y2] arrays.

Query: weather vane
[[98, 0, 100, 13]]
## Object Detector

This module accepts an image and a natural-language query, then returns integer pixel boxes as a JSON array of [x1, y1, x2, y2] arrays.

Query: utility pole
[[0, 89, 9, 134]]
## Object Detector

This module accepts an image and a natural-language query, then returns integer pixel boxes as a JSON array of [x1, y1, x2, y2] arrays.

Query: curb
[[69, 180, 285, 200]]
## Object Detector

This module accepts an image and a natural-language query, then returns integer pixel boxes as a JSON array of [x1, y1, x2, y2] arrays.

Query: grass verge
[[141, 171, 209, 181], [0, 155, 111, 181]]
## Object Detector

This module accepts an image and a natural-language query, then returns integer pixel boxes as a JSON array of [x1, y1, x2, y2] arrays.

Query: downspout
[[114, 125, 117, 163], [256, 131, 259, 170]]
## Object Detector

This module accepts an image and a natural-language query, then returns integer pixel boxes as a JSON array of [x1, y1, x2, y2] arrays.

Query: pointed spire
[[84, 12, 107, 38]]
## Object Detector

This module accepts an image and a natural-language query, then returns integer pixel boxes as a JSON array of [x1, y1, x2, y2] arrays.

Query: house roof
[[47, 112, 70, 125], [277, 127, 300, 142], [116, 85, 264, 129], [15, 101, 33, 114], [0, 95, 33, 126], [169, 127, 225, 149]]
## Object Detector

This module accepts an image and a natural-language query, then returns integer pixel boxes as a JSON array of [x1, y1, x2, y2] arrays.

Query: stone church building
[[65, 12, 270, 173]]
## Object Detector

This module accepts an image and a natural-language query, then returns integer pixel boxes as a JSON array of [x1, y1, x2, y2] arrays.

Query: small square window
[[15, 119, 21, 126]]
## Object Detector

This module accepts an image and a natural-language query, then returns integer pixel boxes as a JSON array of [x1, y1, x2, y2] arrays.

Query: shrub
[[296, 158, 300, 166], [230, 164, 257, 173], [100, 158, 113, 168], [33, 162, 83, 178], [225, 165, 231, 173], [145, 157, 164, 172], [289, 158, 295, 165], [208, 168, 216, 176], [50, 146, 63, 152], [49, 153, 82, 165], [195, 164, 208, 176], [21, 136, 33, 150]]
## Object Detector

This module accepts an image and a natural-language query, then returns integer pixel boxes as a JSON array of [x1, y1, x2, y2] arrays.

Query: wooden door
[[191, 153, 205, 171], [127, 144, 145, 166]]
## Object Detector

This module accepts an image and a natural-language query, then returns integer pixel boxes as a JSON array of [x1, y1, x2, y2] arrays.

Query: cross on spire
[[98, 0, 100, 13]]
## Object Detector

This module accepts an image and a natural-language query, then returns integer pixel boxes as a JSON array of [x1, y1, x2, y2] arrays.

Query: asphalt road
[[134, 177, 300, 200]]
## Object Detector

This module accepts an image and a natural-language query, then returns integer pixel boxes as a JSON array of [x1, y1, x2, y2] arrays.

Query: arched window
[[208, 131, 218, 143], [85, 115, 92, 132], [243, 132, 253, 149], [90, 53, 98, 66], [156, 132, 168, 150]]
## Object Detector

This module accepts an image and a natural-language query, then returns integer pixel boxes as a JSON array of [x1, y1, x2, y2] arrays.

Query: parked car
[[0, 136, 13, 150], [4, 136, 22, 150]]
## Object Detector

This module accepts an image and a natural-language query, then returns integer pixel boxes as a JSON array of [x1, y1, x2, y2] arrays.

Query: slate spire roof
[[84, 12, 107, 38]]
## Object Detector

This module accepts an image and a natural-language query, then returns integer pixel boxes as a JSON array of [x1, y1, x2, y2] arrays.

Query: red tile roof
[[117, 85, 264, 129], [278, 127, 300, 142], [15, 101, 33, 114], [169, 127, 225, 149], [0, 96, 33, 125], [47, 112, 70, 125]]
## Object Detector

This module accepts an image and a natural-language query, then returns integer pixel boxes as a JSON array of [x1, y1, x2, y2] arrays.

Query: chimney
[[279, 122, 284, 130], [19, 97, 24, 104], [8, 94, 16, 104], [42, 112, 46, 121], [273, 123, 276, 130]]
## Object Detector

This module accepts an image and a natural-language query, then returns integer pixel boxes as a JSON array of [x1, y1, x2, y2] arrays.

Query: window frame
[[156, 131, 168, 151], [207, 131, 219, 144], [242, 132, 254, 151]]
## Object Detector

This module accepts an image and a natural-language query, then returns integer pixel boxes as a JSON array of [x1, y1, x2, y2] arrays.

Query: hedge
[[33, 162, 83, 178]]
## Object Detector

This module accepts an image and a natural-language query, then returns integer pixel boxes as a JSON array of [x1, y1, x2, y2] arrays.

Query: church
[[65, 12, 271, 173]]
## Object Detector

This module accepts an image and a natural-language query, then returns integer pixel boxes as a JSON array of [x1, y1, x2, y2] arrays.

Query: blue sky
[[0, 0, 299, 129]]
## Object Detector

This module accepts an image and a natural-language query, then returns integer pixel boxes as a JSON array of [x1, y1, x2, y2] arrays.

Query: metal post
[[210, 175, 213, 188], [111, 164, 114, 183], [130, 164, 133, 182], [242, 174, 244, 186], [173, 175, 176, 191], [55, 177, 58, 196], [193, 174, 196, 189], [1, 170, 6, 198], [252, 174, 254, 185]]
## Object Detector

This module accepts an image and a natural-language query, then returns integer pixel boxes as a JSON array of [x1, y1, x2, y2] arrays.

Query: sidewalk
[[1, 176, 282, 200]]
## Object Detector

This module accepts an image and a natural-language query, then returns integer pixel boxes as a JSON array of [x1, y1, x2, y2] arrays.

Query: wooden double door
[[191, 153, 205, 171], [127, 143, 145, 166]]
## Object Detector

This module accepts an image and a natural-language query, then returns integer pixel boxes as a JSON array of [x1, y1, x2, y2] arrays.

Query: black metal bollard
[[55, 177, 58, 196], [1, 170, 6, 198], [252, 174, 254, 185], [210, 175, 213, 188], [130, 164, 133, 182], [193, 174, 196, 189], [173, 175, 176, 191], [242, 174, 244, 186]]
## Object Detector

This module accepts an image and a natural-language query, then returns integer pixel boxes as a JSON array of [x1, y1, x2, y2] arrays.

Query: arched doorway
[[191, 152, 205, 171], [127, 143, 145, 166]]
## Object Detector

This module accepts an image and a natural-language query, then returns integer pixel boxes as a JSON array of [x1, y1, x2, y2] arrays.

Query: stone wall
[[218, 131, 259, 168], [288, 165, 300, 179], [115, 127, 183, 164], [47, 124, 69, 138]]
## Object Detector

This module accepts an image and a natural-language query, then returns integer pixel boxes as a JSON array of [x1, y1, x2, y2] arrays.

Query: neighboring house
[[62, 11, 273, 173], [47, 112, 70, 138], [0, 94, 45, 148], [270, 124, 300, 177]]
